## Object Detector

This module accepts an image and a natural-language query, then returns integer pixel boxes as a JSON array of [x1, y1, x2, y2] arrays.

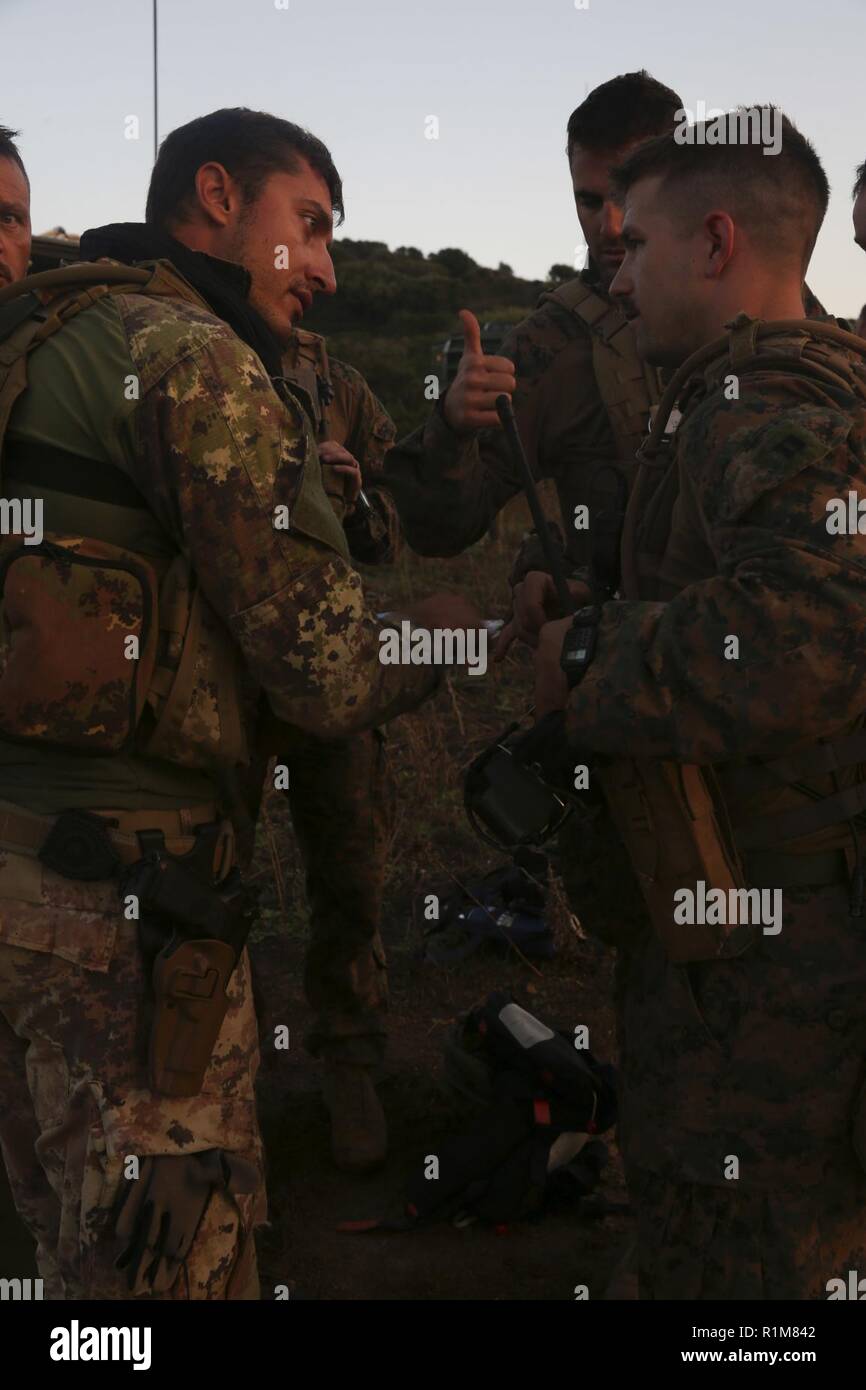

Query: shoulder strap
[[640, 314, 866, 465], [0, 259, 212, 484], [541, 276, 662, 461], [0, 262, 151, 309], [541, 275, 612, 331], [280, 328, 334, 436]]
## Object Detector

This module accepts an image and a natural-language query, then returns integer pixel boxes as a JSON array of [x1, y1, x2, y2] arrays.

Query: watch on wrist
[[560, 604, 602, 689]]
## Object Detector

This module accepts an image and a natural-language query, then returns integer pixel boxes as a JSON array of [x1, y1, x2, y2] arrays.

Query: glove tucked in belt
[[113, 1149, 259, 1295], [0, 799, 227, 877]]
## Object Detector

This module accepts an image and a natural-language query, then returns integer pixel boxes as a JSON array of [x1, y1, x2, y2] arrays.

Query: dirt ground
[[248, 512, 635, 1301], [0, 913, 633, 1303], [250, 904, 631, 1302]]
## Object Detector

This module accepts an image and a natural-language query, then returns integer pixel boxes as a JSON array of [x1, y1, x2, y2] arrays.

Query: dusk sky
[[5, 0, 865, 314]]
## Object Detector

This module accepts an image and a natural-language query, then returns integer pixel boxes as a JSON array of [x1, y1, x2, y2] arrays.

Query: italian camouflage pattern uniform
[[238, 331, 401, 1067], [564, 317, 866, 1298], [0, 254, 435, 1297]]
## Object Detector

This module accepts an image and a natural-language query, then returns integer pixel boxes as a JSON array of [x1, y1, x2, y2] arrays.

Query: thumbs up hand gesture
[[442, 309, 517, 435]]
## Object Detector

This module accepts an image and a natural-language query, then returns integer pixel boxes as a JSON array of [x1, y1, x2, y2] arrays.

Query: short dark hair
[[146, 107, 344, 230], [854, 160, 866, 199], [610, 108, 829, 272], [566, 71, 684, 159], [0, 124, 28, 185]]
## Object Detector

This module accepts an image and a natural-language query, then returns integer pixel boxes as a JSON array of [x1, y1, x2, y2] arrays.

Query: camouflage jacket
[[281, 330, 399, 564], [383, 277, 832, 588], [566, 319, 866, 768], [382, 269, 658, 577], [0, 261, 434, 812]]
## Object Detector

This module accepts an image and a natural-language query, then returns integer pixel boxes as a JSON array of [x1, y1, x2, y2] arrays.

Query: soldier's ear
[[193, 162, 239, 228], [703, 211, 735, 279]]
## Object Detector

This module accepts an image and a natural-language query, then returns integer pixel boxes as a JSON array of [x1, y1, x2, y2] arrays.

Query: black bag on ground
[[400, 991, 617, 1227]]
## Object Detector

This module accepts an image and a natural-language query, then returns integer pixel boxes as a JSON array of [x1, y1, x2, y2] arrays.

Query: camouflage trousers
[[0, 852, 266, 1300], [613, 880, 866, 1300], [244, 727, 394, 1068], [628, 1166, 866, 1299]]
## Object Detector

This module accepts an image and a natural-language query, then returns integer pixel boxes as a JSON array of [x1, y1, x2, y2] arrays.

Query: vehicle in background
[[434, 320, 512, 388]]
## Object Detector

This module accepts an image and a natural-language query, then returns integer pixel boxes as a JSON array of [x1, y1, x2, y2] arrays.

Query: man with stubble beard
[[382, 71, 683, 648], [534, 111, 866, 1299], [0, 125, 31, 289]]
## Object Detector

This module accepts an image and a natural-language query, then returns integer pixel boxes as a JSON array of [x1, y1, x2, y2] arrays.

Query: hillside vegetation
[[304, 238, 572, 435]]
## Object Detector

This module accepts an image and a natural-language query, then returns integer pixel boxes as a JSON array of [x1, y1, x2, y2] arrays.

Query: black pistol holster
[[120, 821, 259, 1099]]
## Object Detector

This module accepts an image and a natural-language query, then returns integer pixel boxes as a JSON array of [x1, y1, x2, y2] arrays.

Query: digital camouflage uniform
[[383, 273, 826, 576], [243, 330, 400, 1066], [0, 247, 435, 1298], [383, 268, 660, 579], [564, 314, 866, 1299], [382, 269, 662, 941], [382, 276, 833, 952]]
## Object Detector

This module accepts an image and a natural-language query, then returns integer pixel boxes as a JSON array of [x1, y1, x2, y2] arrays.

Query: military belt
[[0, 798, 228, 873]]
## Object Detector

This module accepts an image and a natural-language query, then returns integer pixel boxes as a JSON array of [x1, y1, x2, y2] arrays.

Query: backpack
[[0, 263, 249, 770], [346, 993, 618, 1232]]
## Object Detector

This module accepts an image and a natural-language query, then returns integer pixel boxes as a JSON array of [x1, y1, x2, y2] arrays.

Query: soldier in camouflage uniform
[[382, 74, 684, 957], [0, 125, 30, 290], [383, 73, 683, 622], [382, 72, 830, 958], [0, 109, 475, 1299], [534, 112, 866, 1299], [241, 326, 402, 1171]]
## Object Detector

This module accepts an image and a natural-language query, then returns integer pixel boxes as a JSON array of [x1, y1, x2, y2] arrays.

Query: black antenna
[[495, 394, 574, 614], [153, 0, 159, 162]]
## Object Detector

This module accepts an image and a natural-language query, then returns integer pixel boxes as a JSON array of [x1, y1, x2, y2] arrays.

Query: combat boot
[[322, 1061, 387, 1173]]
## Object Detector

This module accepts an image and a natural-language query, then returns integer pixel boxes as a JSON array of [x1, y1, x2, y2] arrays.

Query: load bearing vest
[[0, 262, 250, 772], [598, 315, 866, 962]]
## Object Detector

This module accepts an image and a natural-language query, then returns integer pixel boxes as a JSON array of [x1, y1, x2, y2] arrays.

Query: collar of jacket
[[78, 221, 284, 378]]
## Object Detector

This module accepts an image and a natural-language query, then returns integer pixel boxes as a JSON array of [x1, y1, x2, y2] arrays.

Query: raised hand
[[442, 309, 517, 435]]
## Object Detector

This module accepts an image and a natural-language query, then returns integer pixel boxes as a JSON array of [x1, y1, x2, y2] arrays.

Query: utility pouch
[[598, 757, 756, 963], [121, 823, 258, 1098], [140, 556, 249, 772], [0, 536, 158, 753]]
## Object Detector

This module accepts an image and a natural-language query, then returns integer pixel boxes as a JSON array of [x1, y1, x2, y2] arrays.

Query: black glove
[[113, 1149, 258, 1295], [513, 711, 601, 804]]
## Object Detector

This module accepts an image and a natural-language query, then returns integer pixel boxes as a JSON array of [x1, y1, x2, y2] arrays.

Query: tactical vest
[[539, 276, 663, 467], [280, 329, 347, 442], [598, 314, 866, 962], [279, 328, 355, 521], [533, 277, 662, 586], [0, 261, 321, 776]]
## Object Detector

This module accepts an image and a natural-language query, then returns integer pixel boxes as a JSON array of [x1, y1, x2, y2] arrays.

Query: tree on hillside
[[430, 247, 478, 277], [304, 240, 546, 431]]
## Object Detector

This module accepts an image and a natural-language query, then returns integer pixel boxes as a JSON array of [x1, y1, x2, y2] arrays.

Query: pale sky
[[4, 0, 865, 315]]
